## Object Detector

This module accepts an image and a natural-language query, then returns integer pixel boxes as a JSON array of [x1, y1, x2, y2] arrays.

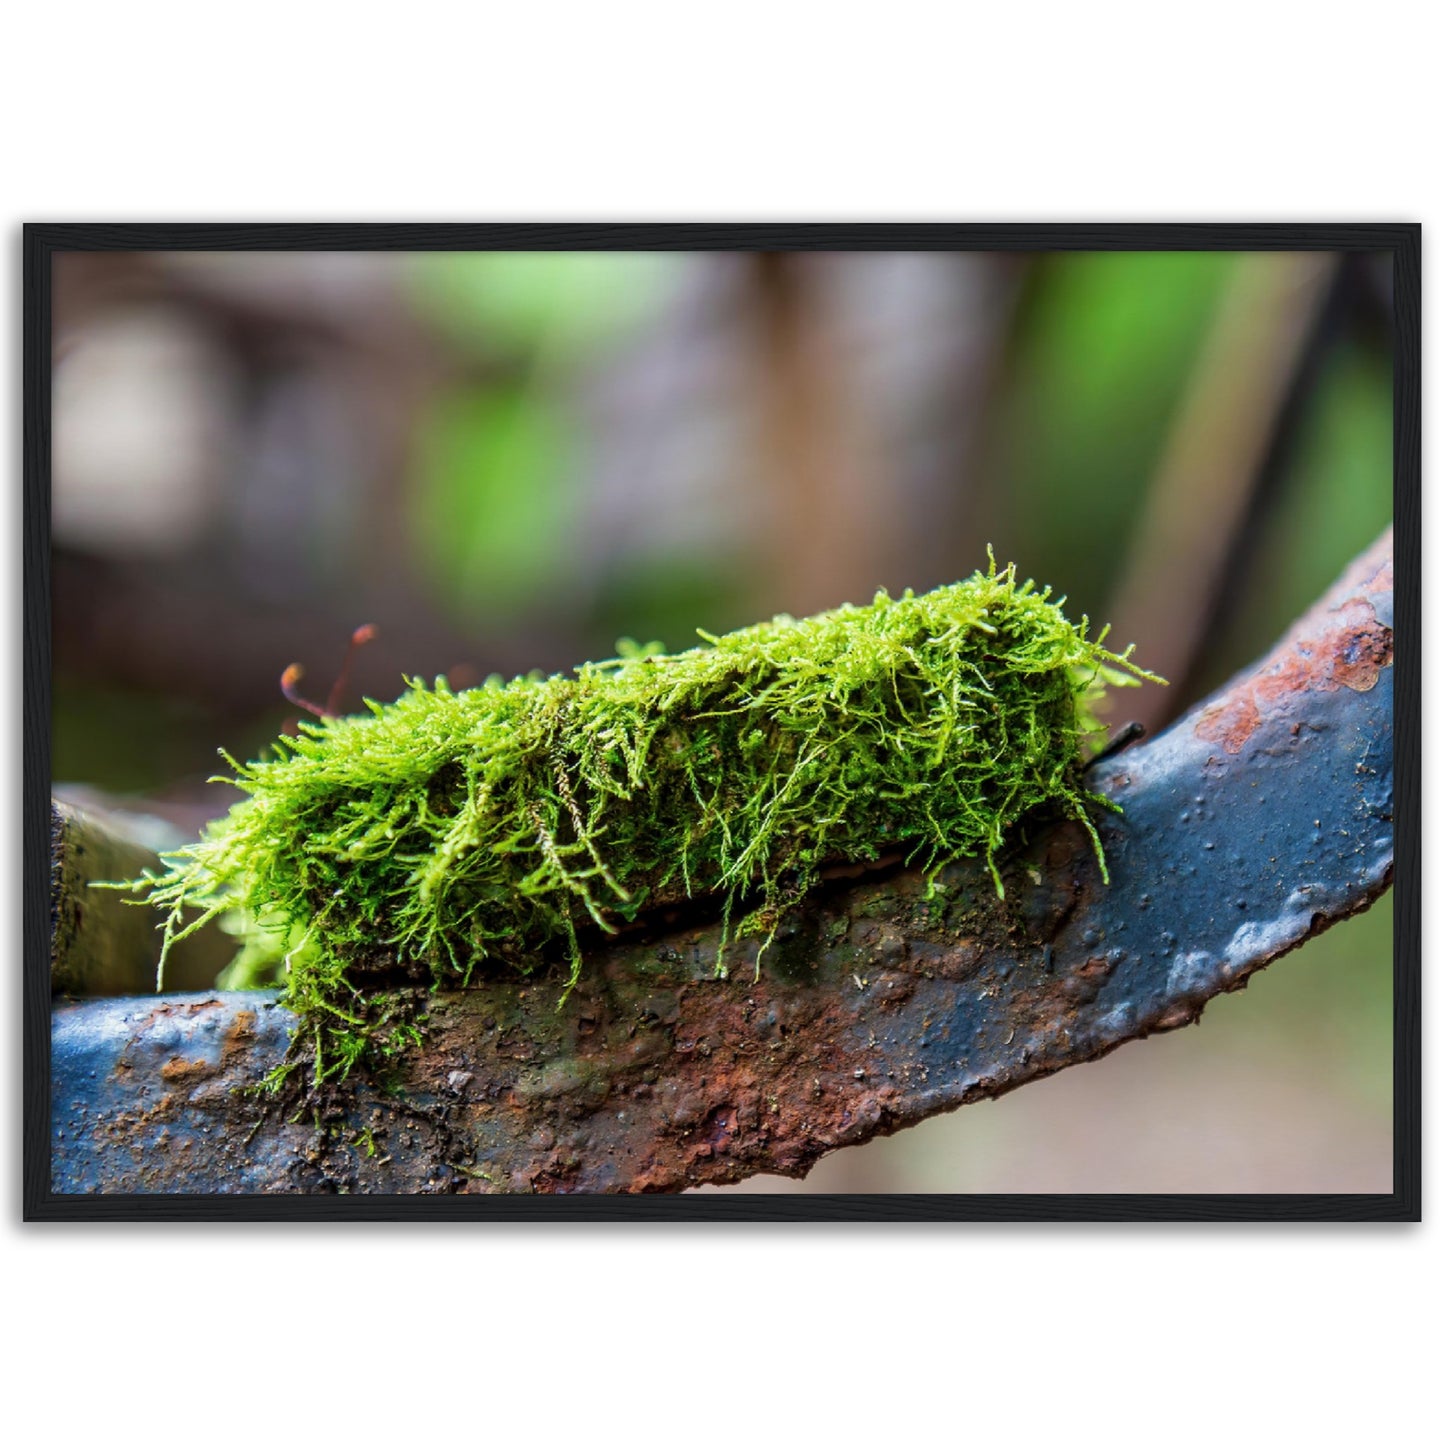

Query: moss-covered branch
[[134, 556, 1155, 1081]]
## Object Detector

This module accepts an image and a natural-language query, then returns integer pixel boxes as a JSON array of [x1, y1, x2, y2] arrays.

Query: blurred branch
[[746, 254, 890, 614], [50, 799, 234, 997], [1106, 253, 1344, 731], [49, 531, 1393, 1196]]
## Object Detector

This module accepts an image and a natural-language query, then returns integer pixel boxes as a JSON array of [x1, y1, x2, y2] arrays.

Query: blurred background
[[49, 247, 1394, 1193]]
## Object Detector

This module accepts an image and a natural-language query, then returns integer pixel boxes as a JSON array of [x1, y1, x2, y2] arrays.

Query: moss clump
[[141, 555, 1156, 1078]]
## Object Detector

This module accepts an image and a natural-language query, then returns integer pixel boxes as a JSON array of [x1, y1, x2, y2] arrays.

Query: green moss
[[138, 554, 1157, 1079]]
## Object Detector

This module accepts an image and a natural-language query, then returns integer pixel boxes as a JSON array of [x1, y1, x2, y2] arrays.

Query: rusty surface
[[49, 530, 1395, 1196], [1194, 539, 1393, 754]]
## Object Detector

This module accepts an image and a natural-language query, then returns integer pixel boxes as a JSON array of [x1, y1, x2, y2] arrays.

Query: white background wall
[[4, 8, 1436, 1442]]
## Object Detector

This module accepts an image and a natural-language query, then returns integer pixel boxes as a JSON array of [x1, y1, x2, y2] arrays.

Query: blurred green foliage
[[405, 252, 684, 622], [411, 382, 577, 619], [997, 252, 1237, 611], [586, 554, 756, 660]]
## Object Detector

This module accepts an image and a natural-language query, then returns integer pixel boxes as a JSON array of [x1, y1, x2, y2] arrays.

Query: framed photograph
[[23, 224, 1419, 1219]]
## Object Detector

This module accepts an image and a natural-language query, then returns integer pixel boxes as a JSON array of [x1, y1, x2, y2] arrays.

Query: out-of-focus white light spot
[[52, 307, 237, 556]]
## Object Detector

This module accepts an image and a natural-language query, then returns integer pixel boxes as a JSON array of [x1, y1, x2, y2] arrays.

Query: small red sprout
[[280, 624, 379, 721]]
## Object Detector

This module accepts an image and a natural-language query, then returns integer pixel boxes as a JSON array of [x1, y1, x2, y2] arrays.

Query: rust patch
[[1007, 951, 1113, 1056], [1196, 591, 1393, 754], [1196, 695, 1262, 755], [220, 1010, 258, 1067], [1327, 612, 1393, 692], [133, 996, 225, 1031], [160, 1056, 220, 1085]]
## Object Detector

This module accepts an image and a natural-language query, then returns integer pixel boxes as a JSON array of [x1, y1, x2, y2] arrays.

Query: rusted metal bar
[[49, 529, 1394, 1195]]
